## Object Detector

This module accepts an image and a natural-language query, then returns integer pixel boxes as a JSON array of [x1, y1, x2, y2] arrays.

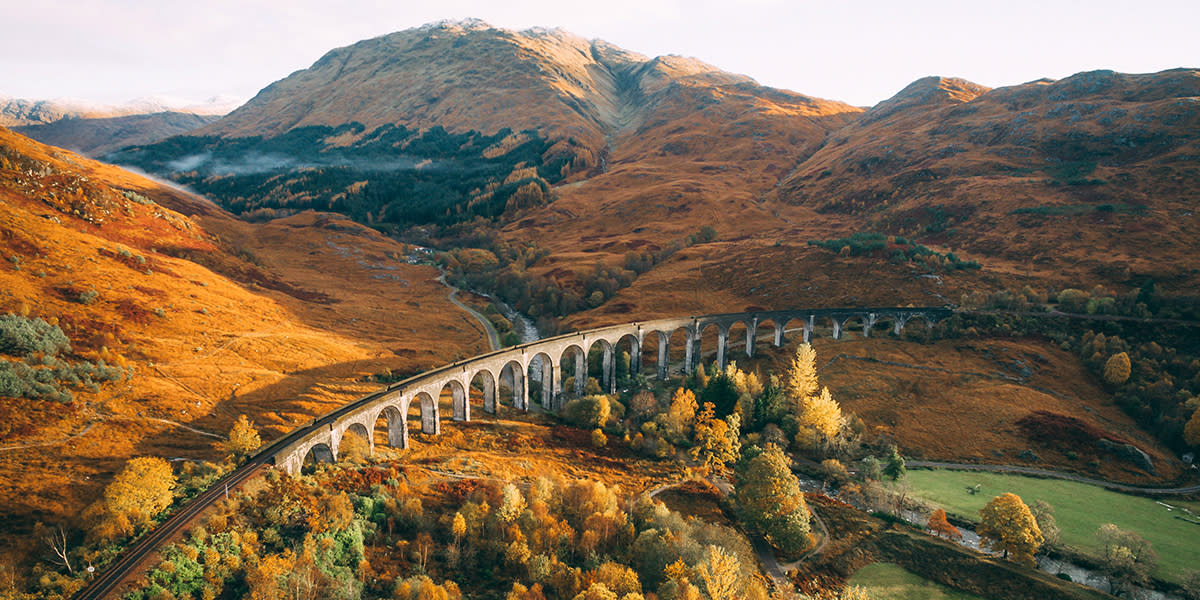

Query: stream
[[792, 475, 1180, 600]]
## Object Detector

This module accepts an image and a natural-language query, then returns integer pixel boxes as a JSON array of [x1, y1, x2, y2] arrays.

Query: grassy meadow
[[904, 469, 1200, 582], [847, 562, 987, 600]]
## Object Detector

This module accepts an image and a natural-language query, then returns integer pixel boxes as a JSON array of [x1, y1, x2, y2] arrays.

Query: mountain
[[109, 21, 1200, 325], [0, 95, 236, 155], [770, 69, 1200, 293], [12, 112, 219, 155]]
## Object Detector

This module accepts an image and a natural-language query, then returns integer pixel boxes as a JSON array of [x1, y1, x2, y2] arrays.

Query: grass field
[[847, 562, 987, 600], [905, 469, 1200, 582]]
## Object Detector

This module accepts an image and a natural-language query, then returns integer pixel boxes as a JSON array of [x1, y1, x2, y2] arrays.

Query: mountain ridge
[[107, 22, 1200, 324]]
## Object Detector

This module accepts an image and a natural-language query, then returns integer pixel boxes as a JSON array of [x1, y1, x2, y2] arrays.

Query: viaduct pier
[[271, 307, 951, 473]]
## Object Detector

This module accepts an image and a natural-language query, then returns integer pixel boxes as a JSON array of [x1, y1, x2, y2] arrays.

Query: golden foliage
[[590, 561, 641, 596], [394, 575, 463, 600], [572, 582, 618, 600], [725, 362, 763, 399], [1186, 408, 1200, 447], [785, 343, 819, 405], [799, 387, 844, 440], [1104, 352, 1132, 385], [977, 493, 1043, 566], [103, 456, 176, 532], [664, 388, 698, 440], [220, 414, 261, 461], [694, 545, 741, 600], [689, 405, 741, 474], [452, 512, 467, 541]]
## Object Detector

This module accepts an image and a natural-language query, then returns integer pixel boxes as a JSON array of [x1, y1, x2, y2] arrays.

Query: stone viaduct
[[272, 307, 951, 474]]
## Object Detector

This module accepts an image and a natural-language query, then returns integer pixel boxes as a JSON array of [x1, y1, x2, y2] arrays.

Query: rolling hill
[[0, 126, 486, 569]]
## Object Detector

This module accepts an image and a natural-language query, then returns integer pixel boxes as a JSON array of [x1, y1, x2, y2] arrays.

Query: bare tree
[[46, 525, 72, 574]]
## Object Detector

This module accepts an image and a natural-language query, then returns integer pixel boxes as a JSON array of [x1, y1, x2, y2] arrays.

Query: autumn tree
[[797, 387, 844, 448], [661, 388, 698, 443], [785, 344, 819, 408], [690, 403, 741, 474], [927, 508, 961, 539], [977, 493, 1043, 566], [1028, 500, 1060, 547], [394, 575, 464, 600], [220, 414, 262, 462], [591, 562, 641, 597], [1104, 352, 1132, 385], [565, 395, 612, 428], [1096, 523, 1158, 590], [784, 343, 843, 450], [1185, 408, 1200, 447], [735, 445, 811, 554], [695, 545, 741, 600], [103, 456, 177, 535]]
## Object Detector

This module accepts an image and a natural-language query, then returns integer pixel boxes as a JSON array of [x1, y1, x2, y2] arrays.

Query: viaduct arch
[[275, 307, 950, 474]]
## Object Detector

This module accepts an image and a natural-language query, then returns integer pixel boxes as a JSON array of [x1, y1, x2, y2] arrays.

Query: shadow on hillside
[[127, 354, 489, 462]]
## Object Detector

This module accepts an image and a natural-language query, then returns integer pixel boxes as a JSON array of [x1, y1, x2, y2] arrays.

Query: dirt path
[[907, 460, 1200, 495]]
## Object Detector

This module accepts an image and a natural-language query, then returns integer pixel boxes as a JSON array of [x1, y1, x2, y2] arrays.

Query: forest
[[107, 124, 576, 230]]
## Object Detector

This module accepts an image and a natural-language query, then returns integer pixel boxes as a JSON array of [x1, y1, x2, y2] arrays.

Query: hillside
[[0, 127, 486, 569], [771, 69, 1200, 295], [109, 19, 860, 236], [13, 111, 219, 155], [108, 23, 1200, 331]]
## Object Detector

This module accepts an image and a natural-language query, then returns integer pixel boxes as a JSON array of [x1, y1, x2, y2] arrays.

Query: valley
[[0, 16, 1198, 600]]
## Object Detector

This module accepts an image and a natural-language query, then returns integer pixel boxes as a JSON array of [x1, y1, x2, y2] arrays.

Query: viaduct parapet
[[271, 307, 951, 474]]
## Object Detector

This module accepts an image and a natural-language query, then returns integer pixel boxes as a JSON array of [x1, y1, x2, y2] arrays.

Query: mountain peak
[[197, 22, 826, 145], [861, 75, 990, 123]]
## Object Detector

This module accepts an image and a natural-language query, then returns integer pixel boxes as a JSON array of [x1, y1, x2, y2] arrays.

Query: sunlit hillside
[[0, 127, 486, 568]]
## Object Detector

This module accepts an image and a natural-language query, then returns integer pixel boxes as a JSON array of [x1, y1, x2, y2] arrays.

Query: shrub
[[77, 289, 100, 305], [590, 429, 607, 448], [0, 313, 71, 356], [564, 395, 611, 428]]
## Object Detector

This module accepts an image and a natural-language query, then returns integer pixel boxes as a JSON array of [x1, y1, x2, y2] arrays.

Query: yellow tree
[[103, 456, 176, 533], [799, 386, 843, 440], [695, 545, 741, 600], [785, 343, 819, 409], [1185, 408, 1200, 447], [1104, 352, 1132, 385], [663, 387, 698, 442], [220, 414, 262, 461], [977, 493, 1043, 566], [690, 403, 742, 474]]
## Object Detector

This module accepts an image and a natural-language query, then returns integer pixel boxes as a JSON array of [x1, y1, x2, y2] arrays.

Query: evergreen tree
[[883, 446, 906, 481]]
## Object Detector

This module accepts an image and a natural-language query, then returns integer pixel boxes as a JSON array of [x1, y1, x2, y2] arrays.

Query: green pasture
[[904, 469, 1200, 582], [847, 562, 986, 600]]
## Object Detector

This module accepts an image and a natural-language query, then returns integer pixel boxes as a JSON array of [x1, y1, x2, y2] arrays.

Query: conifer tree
[[785, 344, 819, 408]]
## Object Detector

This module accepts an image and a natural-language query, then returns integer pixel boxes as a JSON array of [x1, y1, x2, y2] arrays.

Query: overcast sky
[[3, 0, 1197, 109]]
